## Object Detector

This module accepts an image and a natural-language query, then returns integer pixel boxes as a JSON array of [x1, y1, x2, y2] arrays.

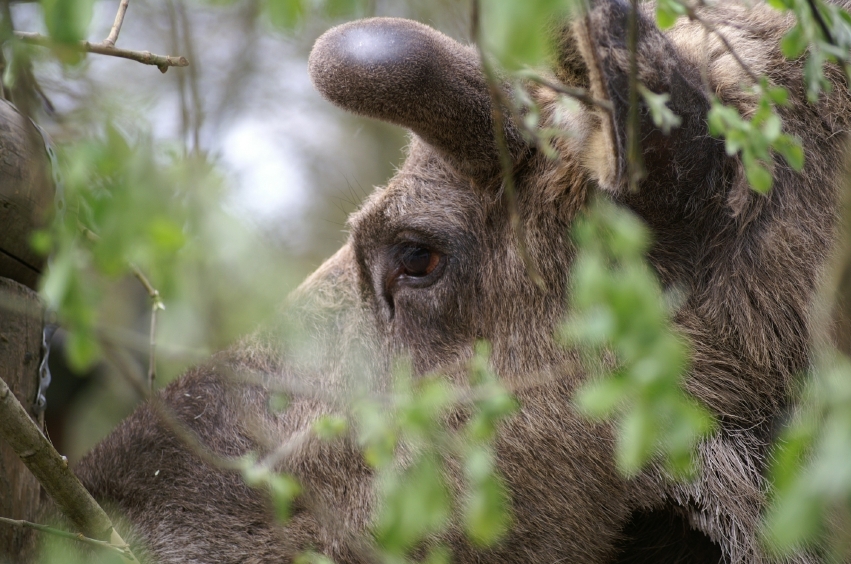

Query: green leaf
[[639, 87, 682, 134], [655, 0, 687, 29], [41, 249, 74, 310], [269, 474, 302, 522], [265, 0, 305, 29], [463, 473, 512, 546], [575, 376, 627, 418], [616, 407, 655, 475], [268, 393, 290, 414], [65, 329, 100, 372], [762, 114, 782, 142], [767, 86, 790, 106], [766, 0, 792, 9], [480, 0, 575, 69], [745, 162, 773, 193], [41, 0, 94, 45], [295, 551, 336, 564], [313, 414, 348, 440], [776, 136, 805, 171], [374, 455, 451, 555], [29, 230, 53, 256], [780, 24, 808, 59], [148, 218, 186, 253]]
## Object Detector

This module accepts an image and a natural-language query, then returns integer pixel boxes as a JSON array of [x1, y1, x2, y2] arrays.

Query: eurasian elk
[[74, 0, 850, 562]]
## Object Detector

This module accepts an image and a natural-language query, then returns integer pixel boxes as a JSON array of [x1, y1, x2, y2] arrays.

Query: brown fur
[[75, 1, 851, 562]]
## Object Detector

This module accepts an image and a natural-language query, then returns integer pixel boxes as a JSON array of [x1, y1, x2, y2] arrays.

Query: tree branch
[[470, 0, 545, 289], [806, 0, 834, 46], [14, 31, 188, 73], [0, 517, 130, 557], [520, 73, 613, 113], [686, 8, 760, 85], [626, 0, 645, 191], [0, 376, 139, 563], [103, 0, 131, 47]]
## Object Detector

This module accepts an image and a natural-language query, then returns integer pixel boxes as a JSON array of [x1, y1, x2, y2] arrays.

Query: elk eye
[[400, 246, 440, 277]]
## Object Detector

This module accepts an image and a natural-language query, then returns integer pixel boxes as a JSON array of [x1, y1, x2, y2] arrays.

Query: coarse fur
[[74, 1, 851, 562]]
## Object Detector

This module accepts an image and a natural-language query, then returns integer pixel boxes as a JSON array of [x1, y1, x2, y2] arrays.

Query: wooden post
[[0, 276, 45, 563], [0, 99, 54, 291]]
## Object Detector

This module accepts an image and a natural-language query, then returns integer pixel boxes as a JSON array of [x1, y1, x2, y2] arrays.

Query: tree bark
[[0, 276, 44, 564]]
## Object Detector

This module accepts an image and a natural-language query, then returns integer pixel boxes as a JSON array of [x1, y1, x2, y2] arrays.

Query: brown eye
[[400, 247, 440, 277]]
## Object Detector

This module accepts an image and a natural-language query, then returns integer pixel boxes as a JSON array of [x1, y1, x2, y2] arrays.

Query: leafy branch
[[707, 84, 804, 193], [563, 199, 715, 477]]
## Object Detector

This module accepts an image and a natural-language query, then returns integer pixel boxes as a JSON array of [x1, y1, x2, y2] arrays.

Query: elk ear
[[308, 18, 524, 179], [566, 0, 719, 193]]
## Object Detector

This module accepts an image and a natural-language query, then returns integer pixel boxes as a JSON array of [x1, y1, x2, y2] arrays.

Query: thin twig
[[99, 338, 245, 472], [686, 8, 760, 85], [130, 263, 164, 391], [470, 0, 545, 289], [0, 517, 130, 557], [103, 0, 131, 47], [165, 0, 191, 155], [176, 0, 203, 154], [100, 336, 320, 481], [521, 73, 613, 113], [626, 0, 645, 191], [14, 31, 188, 73], [806, 0, 834, 46], [0, 0, 11, 102]]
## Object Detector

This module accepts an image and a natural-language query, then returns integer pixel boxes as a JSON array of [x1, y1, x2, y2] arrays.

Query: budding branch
[[14, 32, 188, 73]]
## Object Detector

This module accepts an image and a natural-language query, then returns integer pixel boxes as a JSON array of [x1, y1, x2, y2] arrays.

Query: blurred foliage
[[764, 351, 851, 559], [563, 198, 714, 478], [41, 0, 94, 44], [5, 0, 851, 561], [356, 345, 516, 562], [769, 0, 851, 101], [36, 121, 306, 374], [480, 0, 577, 70]]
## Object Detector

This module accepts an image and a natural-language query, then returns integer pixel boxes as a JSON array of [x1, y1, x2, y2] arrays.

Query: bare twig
[[806, 0, 835, 45], [0, 1, 11, 101], [99, 338, 245, 472], [258, 429, 312, 471], [0, 517, 130, 557], [0, 376, 140, 563], [470, 0, 545, 289], [626, 0, 645, 191], [130, 263, 164, 390], [686, 8, 760, 85], [521, 73, 613, 113], [176, 0, 203, 153], [14, 31, 188, 73], [103, 0, 131, 47], [165, 0, 191, 155]]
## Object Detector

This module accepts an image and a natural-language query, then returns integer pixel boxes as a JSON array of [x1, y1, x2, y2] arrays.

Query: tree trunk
[[0, 277, 45, 564]]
